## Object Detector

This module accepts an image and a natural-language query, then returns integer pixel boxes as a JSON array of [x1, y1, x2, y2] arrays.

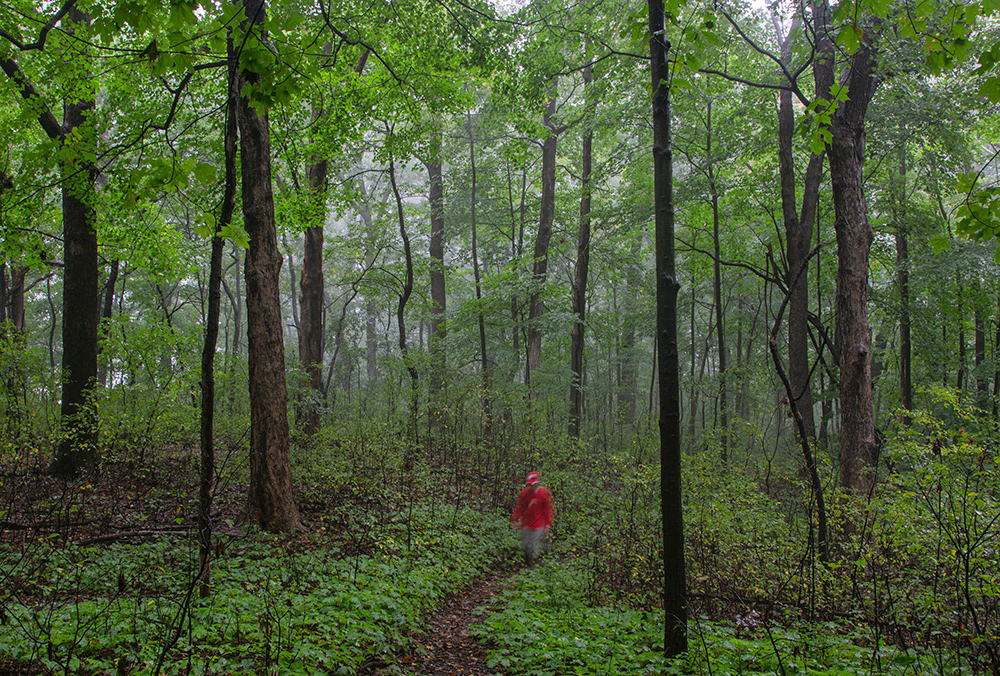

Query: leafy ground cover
[[0, 437, 518, 676]]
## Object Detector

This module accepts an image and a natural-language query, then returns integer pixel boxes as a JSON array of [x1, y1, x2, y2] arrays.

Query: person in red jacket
[[511, 471, 553, 567]]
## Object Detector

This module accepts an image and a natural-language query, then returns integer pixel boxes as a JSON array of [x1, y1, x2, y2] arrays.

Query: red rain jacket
[[511, 485, 553, 530]]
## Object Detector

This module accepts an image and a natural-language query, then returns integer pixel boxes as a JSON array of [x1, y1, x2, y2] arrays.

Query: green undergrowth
[[0, 504, 513, 675], [472, 559, 954, 676]]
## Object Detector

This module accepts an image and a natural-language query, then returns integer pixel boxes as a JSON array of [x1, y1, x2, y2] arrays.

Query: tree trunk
[[776, 15, 821, 444], [706, 97, 728, 460], [51, 6, 99, 477], [238, 0, 301, 532], [813, 0, 880, 495], [569, 65, 594, 439], [527, 90, 558, 376], [467, 114, 493, 437], [199, 50, 238, 597], [427, 129, 448, 439], [892, 146, 912, 422], [975, 282, 987, 409], [649, 3, 687, 655], [97, 259, 119, 387], [620, 233, 642, 423], [298, 98, 327, 436], [387, 141, 419, 442]]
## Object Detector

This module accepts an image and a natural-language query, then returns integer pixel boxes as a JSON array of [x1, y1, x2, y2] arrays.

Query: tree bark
[[776, 15, 822, 444], [50, 6, 99, 477], [427, 129, 448, 438], [706, 97, 728, 460], [892, 146, 912, 422], [467, 114, 493, 437], [527, 90, 558, 375], [199, 48, 238, 597], [298, 100, 327, 436], [813, 0, 880, 495], [649, 2, 687, 655], [569, 64, 594, 439], [238, 0, 301, 533]]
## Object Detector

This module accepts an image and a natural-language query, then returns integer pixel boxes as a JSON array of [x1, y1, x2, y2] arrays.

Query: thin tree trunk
[[706, 97, 728, 460], [199, 50, 238, 597], [427, 129, 448, 438], [527, 90, 558, 376], [569, 63, 594, 438], [97, 260, 119, 387], [649, 4, 687, 655], [892, 145, 912, 423], [387, 136, 419, 443], [298, 97, 327, 435], [467, 114, 492, 436]]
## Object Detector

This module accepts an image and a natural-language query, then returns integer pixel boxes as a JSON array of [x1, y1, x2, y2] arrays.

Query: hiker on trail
[[511, 471, 552, 567]]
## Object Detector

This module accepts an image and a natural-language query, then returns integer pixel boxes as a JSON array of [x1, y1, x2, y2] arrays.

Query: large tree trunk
[[427, 129, 447, 439], [51, 6, 99, 477], [238, 0, 301, 533], [813, 0, 879, 495], [527, 91, 558, 375], [569, 64, 594, 439], [649, 3, 687, 655]]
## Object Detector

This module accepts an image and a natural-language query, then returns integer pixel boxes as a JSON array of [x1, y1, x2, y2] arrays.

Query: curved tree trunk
[[776, 14, 821, 445]]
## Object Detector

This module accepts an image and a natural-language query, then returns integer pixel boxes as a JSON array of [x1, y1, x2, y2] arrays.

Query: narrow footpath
[[375, 568, 513, 676]]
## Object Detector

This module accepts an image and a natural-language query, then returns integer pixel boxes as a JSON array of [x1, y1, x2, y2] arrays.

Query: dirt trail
[[375, 567, 513, 676]]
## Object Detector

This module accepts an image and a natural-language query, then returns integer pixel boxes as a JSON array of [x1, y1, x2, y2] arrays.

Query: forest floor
[[372, 567, 513, 676]]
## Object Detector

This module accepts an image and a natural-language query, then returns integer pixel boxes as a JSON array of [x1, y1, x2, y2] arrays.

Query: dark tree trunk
[[706, 98, 728, 460], [238, 0, 301, 533], [8, 264, 26, 336], [467, 115, 492, 436], [388, 143, 419, 441], [776, 15, 822, 444], [569, 65, 594, 439], [620, 233, 642, 423], [97, 259, 119, 388], [298, 100, 327, 436], [975, 283, 987, 409], [527, 91, 558, 375], [813, 0, 880, 495], [50, 6, 99, 477], [199, 50, 238, 597], [427, 130, 447, 438], [649, 2, 687, 656], [892, 147, 912, 422]]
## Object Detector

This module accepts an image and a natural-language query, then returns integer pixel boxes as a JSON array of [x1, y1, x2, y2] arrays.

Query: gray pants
[[521, 527, 545, 566]]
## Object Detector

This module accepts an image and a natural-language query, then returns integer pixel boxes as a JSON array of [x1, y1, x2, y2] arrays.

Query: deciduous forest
[[1, 0, 999, 672]]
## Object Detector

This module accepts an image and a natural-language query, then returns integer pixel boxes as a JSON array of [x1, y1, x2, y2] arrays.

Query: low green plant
[[0, 503, 512, 675]]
